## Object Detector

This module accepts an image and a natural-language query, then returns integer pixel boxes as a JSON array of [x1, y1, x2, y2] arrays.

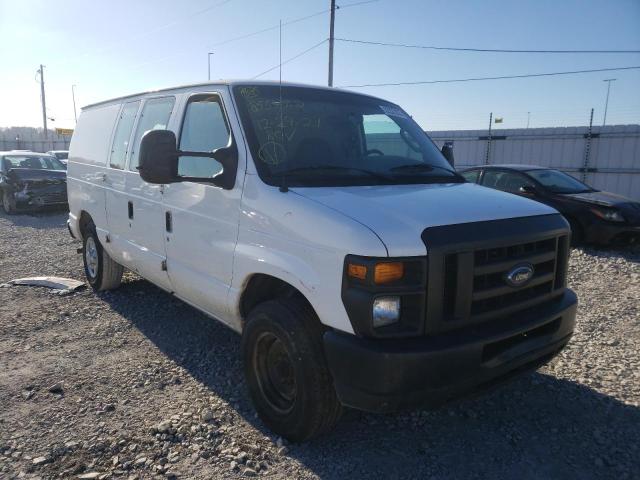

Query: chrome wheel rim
[[85, 237, 99, 278], [253, 332, 296, 414]]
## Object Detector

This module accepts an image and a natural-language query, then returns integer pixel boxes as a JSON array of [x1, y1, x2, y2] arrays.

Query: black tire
[[2, 190, 16, 215], [82, 224, 124, 291], [242, 297, 342, 442]]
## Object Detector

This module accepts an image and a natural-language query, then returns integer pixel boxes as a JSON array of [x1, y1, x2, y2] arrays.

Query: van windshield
[[233, 85, 462, 187]]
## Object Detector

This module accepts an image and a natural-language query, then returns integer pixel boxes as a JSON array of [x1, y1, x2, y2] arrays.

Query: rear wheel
[[242, 297, 342, 442], [2, 191, 16, 215], [82, 225, 124, 291]]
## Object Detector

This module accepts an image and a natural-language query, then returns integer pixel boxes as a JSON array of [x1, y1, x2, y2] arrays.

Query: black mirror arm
[[176, 144, 238, 190], [175, 150, 216, 158]]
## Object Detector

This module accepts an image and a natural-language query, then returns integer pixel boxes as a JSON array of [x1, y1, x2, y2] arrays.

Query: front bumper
[[324, 288, 577, 413], [584, 221, 640, 245], [13, 185, 67, 210]]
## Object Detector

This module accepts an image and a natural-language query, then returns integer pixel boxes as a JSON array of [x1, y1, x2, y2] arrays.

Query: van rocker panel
[[323, 288, 576, 413]]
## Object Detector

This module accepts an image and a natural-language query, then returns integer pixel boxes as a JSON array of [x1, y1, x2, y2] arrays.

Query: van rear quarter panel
[[67, 103, 120, 237]]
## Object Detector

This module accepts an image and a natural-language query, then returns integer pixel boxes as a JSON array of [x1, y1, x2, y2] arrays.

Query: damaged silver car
[[0, 151, 67, 214]]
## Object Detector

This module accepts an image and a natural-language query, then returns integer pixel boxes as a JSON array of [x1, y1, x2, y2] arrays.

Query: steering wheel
[[400, 129, 421, 153], [366, 149, 384, 156]]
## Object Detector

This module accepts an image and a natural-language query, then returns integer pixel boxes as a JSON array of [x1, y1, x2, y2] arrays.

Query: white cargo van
[[67, 81, 577, 441]]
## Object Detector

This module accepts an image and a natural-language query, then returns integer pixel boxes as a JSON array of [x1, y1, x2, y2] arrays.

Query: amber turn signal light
[[374, 262, 404, 284], [347, 263, 367, 280]]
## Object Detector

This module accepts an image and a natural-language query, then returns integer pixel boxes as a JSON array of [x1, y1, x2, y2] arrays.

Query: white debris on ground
[[1, 276, 85, 296]]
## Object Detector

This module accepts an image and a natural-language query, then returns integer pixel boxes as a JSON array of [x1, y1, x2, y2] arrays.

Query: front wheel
[[2, 191, 16, 215], [82, 226, 124, 291], [242, 298, 342, 442]]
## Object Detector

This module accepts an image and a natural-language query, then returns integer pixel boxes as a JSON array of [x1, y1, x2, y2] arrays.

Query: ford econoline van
[[67, 81, 577, 441]]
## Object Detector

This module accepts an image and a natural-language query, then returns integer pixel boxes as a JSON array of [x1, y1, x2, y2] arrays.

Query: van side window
[[129, 96, 175, 171], [178, 94, 230, 179], [109, 101, 139, 169]]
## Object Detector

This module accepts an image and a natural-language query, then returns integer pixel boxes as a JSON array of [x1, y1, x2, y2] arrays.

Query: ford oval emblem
[[505, 263, 535, 288]]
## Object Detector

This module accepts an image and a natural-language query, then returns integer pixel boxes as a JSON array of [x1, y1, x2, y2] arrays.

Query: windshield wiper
[[390, 163, 465, 182], [279, 165, 393, 182], [556, 188, 595, 194]]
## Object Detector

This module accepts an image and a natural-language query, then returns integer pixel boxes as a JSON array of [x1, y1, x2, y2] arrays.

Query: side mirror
[[138, 130, 179, 184], [519, 185, 537, 195], [441, 142, 455, 167], [138, 129, 239, 189]]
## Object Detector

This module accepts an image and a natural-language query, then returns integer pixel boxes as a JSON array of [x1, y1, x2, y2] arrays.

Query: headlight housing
[[342, 255, 426, 338], [590, 207, 625, 223]]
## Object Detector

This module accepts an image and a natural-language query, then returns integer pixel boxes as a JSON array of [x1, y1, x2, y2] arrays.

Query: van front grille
[[421, 215, 570, 335]]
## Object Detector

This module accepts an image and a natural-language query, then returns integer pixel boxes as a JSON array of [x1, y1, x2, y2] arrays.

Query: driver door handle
[[100, 172, 112, 186]]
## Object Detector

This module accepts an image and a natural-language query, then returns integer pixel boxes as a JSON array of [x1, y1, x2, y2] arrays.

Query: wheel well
[[240, 274, 312, 320], [563, 214, 583, 233], [78, 211, 93, 239]]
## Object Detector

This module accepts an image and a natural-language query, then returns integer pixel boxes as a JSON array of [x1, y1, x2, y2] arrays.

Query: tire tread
[[243, 296, 342, 441]]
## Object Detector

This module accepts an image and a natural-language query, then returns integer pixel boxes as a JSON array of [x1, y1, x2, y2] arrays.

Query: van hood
[[292, 183, 558, 256]]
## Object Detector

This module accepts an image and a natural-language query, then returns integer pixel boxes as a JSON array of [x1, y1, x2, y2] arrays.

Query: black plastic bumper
[[584, 221, 640, 245], [324, 288, 577, 413]]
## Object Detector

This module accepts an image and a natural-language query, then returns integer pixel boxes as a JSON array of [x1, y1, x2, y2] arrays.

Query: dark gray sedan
[[460, 164, 640, 245], [0, 152, 68, 214]]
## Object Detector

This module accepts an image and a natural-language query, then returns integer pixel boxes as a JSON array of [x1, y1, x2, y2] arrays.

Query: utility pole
[[38, 65, 48, 139], [485, 112, 493, 165], [583, 108, 594, 182], [72, 84, 78, 124], [208, 52, 214, 81], [602, 78, 616, 126], [328, 0, 336, 87], [526, 111, 531, 129]]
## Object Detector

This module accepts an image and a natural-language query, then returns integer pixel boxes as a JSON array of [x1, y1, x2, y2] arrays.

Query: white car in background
[[47, 150, 69, 166]]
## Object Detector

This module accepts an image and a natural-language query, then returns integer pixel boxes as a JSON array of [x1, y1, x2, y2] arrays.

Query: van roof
[[82, 80, 386, 110]]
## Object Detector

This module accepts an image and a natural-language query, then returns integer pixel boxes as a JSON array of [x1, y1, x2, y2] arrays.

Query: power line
[[210, 10, 328, 47], [113, 0, 379, 74], [335, 38, 640, 54], [340, 66, 640, 88], [59, 0, 236, 66], [252, 39, 329, 79], [210, 0, 379, 48]]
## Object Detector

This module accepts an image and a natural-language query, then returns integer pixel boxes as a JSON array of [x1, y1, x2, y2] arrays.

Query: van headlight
[[342, 255, 426, 338], [590, 207, 625, 223], [372, 296, 401, 328]]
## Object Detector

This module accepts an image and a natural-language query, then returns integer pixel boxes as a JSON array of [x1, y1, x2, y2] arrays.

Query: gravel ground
[[0, 210, 638, 480]]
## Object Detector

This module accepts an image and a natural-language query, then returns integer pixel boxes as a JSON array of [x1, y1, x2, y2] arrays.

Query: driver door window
[[178, 94, 230, 179], [362, 114, 422, 160], [482, 170, 534, 193], [461, 169, 480, 183]]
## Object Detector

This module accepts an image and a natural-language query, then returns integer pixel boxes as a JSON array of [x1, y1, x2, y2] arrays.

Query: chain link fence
[[430, 123, 640, 201], [1, 127, 71, 152]]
